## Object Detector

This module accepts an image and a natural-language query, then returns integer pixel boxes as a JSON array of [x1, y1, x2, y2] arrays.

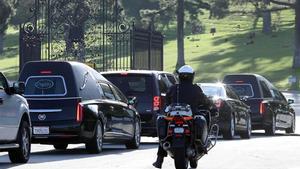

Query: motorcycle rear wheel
[[174, 147, 188, 169]]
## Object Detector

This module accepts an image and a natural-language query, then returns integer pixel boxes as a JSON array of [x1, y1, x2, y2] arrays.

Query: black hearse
[[19, 61, 141, 153]]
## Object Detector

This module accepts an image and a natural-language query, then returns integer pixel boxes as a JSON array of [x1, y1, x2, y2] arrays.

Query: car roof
[[100, 70, 173, 75], [224, 73, 275, 89]]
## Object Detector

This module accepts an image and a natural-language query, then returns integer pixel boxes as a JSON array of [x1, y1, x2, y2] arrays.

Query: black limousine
[[19, 61, 141, 153]]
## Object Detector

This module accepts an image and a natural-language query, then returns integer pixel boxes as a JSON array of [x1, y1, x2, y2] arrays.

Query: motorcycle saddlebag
[[157, 116, 167, 140], [194, 115, 208, 144]]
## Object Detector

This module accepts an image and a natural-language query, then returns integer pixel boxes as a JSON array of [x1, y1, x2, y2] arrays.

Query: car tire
[[125, 118, 141, 149], [8, 121, 31, 163], [240, 115, 251, 139], [223, 113, 235, 140], [265, 114, 276, 136], [286, 114, 295, 134], [86, 120, 103, 154], [53, 144, 68, 150]]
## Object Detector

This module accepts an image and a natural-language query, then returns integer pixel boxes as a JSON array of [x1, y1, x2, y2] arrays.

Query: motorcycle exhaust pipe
[[186, 147, 196, 158], [162, 142, 171, 151]]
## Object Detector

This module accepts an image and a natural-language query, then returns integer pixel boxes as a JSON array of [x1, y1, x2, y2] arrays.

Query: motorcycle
[[157, 103, 219, 169]]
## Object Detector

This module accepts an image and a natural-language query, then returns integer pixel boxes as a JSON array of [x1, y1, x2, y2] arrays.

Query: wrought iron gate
[[19, 0, 163, 71]]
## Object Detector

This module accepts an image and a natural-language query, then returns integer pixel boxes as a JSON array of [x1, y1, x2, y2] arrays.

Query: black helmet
[[177, 65, 195, 83]]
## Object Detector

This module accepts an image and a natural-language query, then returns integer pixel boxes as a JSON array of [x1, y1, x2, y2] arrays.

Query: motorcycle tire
[[174, 147, 188, 169]]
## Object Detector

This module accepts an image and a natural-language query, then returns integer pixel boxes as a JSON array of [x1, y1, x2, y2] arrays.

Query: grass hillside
[[164, 10, 296, 90], [0, 9, 296, 89]]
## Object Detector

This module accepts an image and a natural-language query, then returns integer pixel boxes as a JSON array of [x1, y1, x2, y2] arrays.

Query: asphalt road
[[1, 99, 300, 169]]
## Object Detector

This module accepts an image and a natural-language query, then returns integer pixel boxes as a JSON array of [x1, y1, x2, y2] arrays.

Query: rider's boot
[[152, 155, 164, 168]]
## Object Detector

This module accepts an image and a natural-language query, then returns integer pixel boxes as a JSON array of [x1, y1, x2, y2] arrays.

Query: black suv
[[223, 73, 295, 135], [101, 70, 177, 136], [19, 61, 141, 153]]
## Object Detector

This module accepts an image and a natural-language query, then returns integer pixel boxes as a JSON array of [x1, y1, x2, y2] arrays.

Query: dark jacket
[[166, 81, 212, 114]]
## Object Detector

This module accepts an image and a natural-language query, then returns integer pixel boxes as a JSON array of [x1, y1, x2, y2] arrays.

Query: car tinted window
[[24, 76, 67, 96], [272, 89, 287, 103], [228, 84, 254, 98], [158, 74, 169, 93], [110, 84, 128, 103], [103, 74, 152, 96], [259, 81, 272, 98], [225, 86, 239, 100], [100, 83, 116, 100], [0, 74, 5, 90], [167, 74, 177, 85], [201, 85, 225, 97]]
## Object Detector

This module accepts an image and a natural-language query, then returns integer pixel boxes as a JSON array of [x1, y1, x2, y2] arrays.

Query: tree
[[0, 0, 13, 54], [267, 0, 299, 68]]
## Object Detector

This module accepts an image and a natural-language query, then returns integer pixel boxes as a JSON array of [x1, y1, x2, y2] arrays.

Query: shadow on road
[[0, 143, 157, 168]]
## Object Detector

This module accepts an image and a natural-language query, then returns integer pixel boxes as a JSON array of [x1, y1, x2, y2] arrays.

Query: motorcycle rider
[[153, 65, 214, 168]]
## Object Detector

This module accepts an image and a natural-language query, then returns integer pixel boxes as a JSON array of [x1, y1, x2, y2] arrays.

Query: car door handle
[[0, 98, 3, 105]]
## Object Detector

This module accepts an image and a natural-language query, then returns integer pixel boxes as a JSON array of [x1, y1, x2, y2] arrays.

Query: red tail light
[[76, 103, 83, 122], [215, 99, 224, 109], [153, 96, 161, 111], [40, 70, 52, 74], [259, 102, 265, 114]]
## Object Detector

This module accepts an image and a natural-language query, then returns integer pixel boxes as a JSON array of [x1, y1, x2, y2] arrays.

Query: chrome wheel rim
[[272, 115, 276, 134], [96, 123, 103, 150], [230, 116, 235, 137], [22, 127, 30, 157], [248, 117, 252, 136], [135, 121, 141, 146]]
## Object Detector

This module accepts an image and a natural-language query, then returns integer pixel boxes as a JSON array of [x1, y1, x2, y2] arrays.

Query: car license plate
[[33, 126, 49, 135], [174, 127, 184, 134]]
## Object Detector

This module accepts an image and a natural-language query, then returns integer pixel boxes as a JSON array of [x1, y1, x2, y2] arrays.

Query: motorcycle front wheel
[[174, 147, 188, 169]]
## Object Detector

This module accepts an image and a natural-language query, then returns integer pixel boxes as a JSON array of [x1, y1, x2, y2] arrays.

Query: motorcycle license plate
[[174, 127, 184, 134]]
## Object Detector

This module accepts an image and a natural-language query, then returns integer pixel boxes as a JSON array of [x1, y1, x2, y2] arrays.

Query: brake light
[[120, 72, 128, 76], [235, 80, 244, 83], [215, 99, 224, 109], [40, 70, 52, 74], [153, 96, 161, 111], [259, 102, 265, 114], [76, 103, 83, 122]]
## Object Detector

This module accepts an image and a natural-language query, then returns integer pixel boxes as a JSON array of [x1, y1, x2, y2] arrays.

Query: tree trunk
[[262, 0, 272, 34], [293, 0, 300, 68], [0, 33, 4, 54], [176, 0, 185, 70]]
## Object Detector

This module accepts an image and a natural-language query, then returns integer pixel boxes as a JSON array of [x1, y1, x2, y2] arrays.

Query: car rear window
[[228, 84, 254, 98], [201, 85, 225, 97], [24, 76, 67, 96], [103, 74, 152, 96]]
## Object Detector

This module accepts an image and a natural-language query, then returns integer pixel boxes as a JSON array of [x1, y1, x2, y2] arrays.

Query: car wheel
[[9, 121, 31, 163], [223, 113, 235, 140], [86, 120, 103, 154], [125, 118, 141, 149], [53, 144, 68, 150], [240, 115, 251, 139], [286, 115, 295, 134], [265, 114, 276, 136]]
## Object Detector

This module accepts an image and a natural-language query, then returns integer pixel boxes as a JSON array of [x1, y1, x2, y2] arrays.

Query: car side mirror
[[288, 99, 294, 105], [12, 82, 25, 95], [128, 96, 137, 107]]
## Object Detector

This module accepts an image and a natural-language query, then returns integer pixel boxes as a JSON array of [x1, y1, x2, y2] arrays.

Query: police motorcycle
[[157, 103, 219, 169]]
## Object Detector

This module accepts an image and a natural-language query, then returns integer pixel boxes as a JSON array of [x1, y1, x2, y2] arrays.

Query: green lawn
[[0, 10, 297, 89], [164, 10, 296, 89]]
